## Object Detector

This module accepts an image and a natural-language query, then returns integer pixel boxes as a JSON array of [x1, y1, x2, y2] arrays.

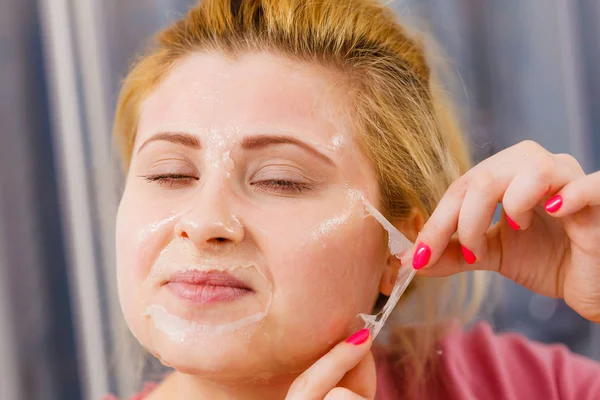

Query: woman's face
[[116, 51, 390, 381]]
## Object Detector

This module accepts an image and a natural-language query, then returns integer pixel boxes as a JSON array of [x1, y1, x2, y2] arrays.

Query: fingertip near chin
[[345, 329, 370, 346]]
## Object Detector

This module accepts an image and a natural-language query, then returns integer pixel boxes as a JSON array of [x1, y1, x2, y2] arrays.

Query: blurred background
[[0, 0, 599, 399]]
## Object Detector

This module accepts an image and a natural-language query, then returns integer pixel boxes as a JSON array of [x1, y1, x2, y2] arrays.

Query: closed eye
[[140, 173, 199, 188], [251, 179, 313, 194]]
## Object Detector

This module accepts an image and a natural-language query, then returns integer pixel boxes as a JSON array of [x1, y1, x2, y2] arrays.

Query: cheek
[[115, 190, 175, 320], [257, 207, 386, 336]]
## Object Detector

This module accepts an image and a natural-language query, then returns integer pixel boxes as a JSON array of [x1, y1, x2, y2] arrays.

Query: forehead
[[137, 51, 350, 145]]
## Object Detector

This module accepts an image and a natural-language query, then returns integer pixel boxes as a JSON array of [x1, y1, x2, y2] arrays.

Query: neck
[[161, 371, 294, 400]]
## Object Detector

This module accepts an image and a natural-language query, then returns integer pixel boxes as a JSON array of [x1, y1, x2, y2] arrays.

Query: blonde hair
[[113, 0, 485, 395]]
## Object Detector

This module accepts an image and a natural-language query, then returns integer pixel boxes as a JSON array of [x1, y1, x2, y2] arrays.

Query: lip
[[164, 270, 254, 304]]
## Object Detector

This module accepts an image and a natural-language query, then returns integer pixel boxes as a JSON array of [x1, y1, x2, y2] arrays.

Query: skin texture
[[283, 139, 600, 400], [412, 141, 600, 325], [116, 51, 406, 399], [117, 51, 600, 400]]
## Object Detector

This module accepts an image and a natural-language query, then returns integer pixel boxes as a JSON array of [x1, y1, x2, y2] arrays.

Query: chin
[[142, 323, 284, 381]]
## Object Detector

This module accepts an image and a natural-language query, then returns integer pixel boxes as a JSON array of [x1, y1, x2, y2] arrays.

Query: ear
[[379, 208, 424, 296]]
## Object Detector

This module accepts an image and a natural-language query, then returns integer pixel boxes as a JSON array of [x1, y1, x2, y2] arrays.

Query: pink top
[[376, 322, 600, 399], [105, 322, 600, 399]]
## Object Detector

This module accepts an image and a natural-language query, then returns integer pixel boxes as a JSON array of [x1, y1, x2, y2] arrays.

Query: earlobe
[[378, 207, 424, 296], [379, 254, 402, 296]]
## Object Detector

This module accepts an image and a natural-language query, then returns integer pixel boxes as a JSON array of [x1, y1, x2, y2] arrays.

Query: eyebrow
[[241, 135, 334, 165], [137, 132, 334, 165], [137, 132, 201, 154]]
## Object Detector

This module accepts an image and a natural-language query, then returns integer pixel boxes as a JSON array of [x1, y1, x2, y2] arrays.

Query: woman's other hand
[[411, 140, 600, 323], [285, 329, 376, 400]]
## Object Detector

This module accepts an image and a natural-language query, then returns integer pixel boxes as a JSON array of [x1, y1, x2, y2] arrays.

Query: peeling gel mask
[[355, 193, 416, 339], [116, 51, 413, 379], [138, 188, 414, 346], [309, 189, 417, 339]]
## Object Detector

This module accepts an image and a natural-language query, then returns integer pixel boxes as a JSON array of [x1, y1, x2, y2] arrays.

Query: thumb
[[337, 350, 376, 399]]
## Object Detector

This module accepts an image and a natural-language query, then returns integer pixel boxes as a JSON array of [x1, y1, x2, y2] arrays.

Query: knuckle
[[555, 152, 576, 164], [555, 153, 584, 173], [531, 155, 555, 182], [468, 170, 496, 195], [518, 139, 545, 155]]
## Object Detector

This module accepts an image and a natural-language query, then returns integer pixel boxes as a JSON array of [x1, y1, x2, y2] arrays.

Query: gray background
[[1, 0, 599, 398]]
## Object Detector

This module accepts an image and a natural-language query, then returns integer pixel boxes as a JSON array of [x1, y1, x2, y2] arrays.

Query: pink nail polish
[[461, 245, 476, 264], [506, 215, 520, 230], [412, 243, 431, 270], [545, 195, 563, 213], [346, 328, 370, 345]]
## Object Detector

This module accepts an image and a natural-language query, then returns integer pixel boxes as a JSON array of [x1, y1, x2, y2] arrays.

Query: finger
[[286, 329, 372, 400], [324, 387, 367, 400], [451, 148, 569, 263], [502, 153, 585, 229], [409, 141, 536, 270], [417, 150, 586, 276], [337, 350, 376, 398], [414, 144, 582, 270], [544, 171, 600, 217], [456, 169, 499, 264], [416, 226, 504, 277], [407, 178, 464, 269], [554, 152, 586, 175]]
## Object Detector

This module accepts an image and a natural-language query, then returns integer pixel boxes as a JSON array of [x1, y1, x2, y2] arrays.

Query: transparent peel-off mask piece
[[354, 193, 416, 339], [360, 197, 413, 256]]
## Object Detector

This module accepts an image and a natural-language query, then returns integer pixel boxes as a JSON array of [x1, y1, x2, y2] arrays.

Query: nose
[[174, 187, 244, 250]]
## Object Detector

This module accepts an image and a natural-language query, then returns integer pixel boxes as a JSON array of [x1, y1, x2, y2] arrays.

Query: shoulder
[[437, 321, 600, 399]]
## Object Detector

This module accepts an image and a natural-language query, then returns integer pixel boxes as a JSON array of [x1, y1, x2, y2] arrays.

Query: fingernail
[[545, 195, 563, 213], [506, 215, 520, 230], [461, 245, 476, 264], [346, 328, 370, 345], [412, 243, 431, 270]]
